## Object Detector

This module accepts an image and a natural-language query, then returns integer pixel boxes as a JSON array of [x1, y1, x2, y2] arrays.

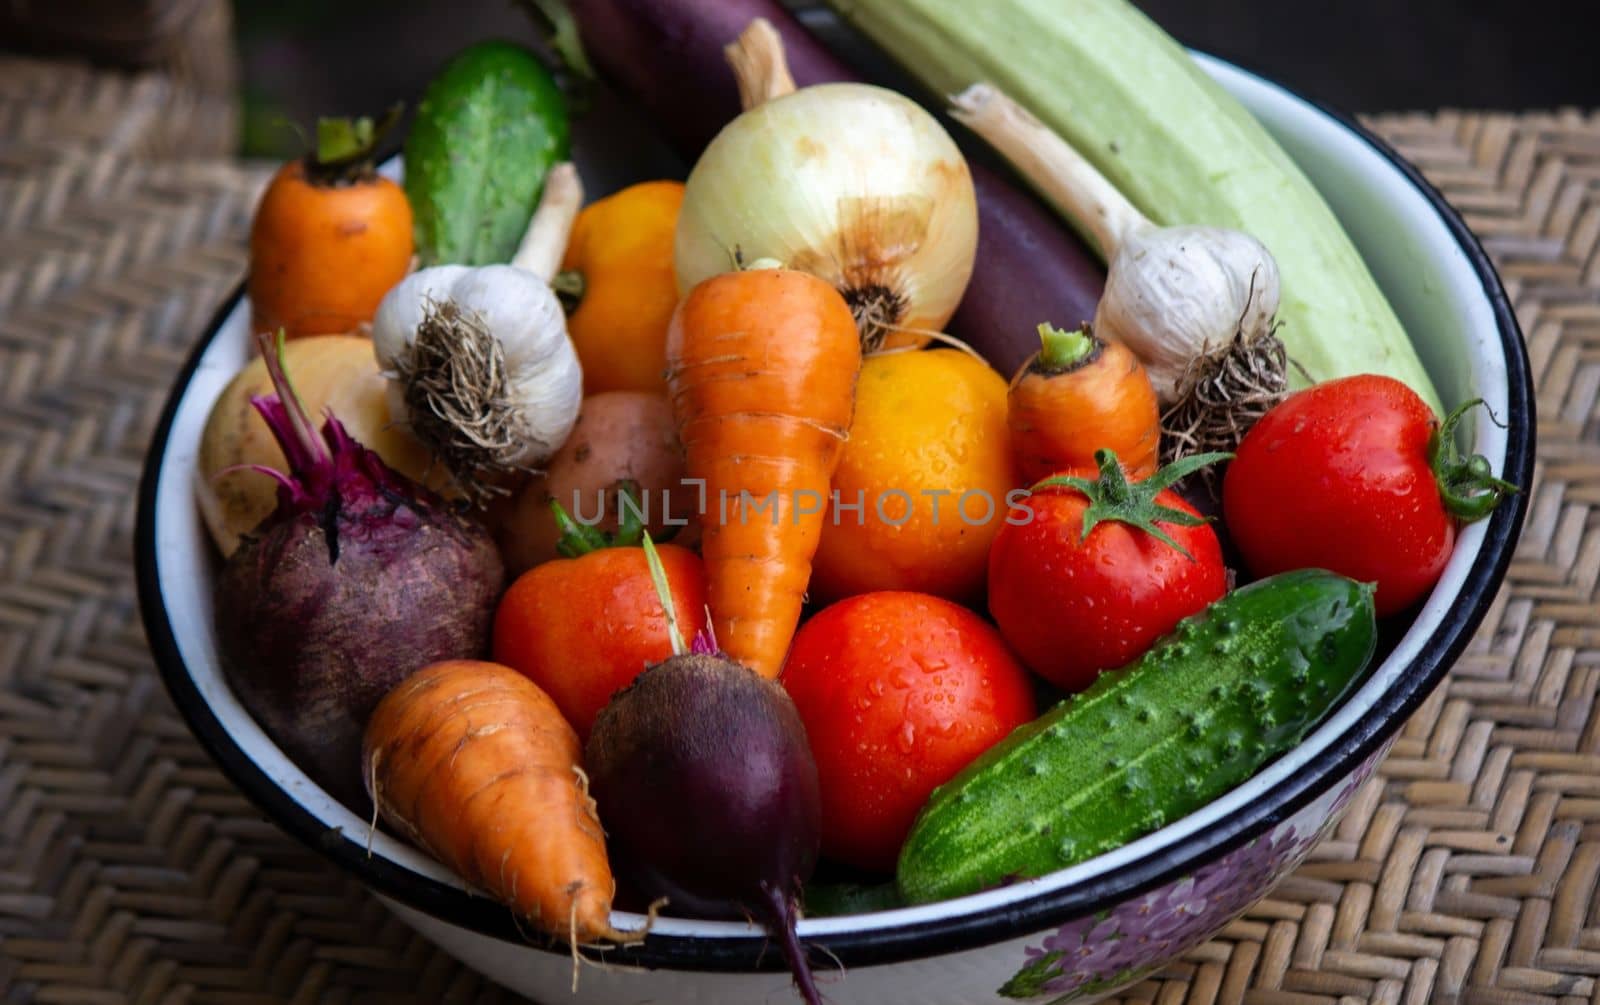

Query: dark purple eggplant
[[585, 652, 824, 1004], [564, 0, 1105, 377]]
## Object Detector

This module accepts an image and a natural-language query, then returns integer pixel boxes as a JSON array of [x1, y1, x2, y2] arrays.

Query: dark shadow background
[[233, 0, 1600, 156]]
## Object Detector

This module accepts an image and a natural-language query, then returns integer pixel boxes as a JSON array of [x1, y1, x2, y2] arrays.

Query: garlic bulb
[[675, 19, 978, 353], [1096, 225, 1279, 401], [951, 83, 1280, 404], [372, 163, 584, 494]]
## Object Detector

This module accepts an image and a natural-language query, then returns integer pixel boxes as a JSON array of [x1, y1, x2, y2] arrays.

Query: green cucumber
[[803, 881, 906, 917], [827, 0, 1441, 413], [404, 41, 569, 266], [896, 569, 1376, 904]]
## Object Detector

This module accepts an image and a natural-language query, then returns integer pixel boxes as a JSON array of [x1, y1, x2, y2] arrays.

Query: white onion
[[675, 74, 978, 352]]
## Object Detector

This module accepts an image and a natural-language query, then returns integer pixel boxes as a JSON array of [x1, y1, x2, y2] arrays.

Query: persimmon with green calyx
[[1223, 374, 1517, 617], [988, 449, 1231, 692], [248, 105, 414, 339], [781, 591, 1036, 872], [491, 492, 707, 739]]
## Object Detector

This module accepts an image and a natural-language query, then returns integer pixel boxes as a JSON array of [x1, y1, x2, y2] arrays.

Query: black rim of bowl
[[134, 67, 1534, 974]]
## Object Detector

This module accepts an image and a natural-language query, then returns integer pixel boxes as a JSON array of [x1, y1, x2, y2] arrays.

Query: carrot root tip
[[363, 748, 382, 858]]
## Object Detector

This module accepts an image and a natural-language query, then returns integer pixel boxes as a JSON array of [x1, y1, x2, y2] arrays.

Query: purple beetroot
[[214, 333, 504, 808], [585, 651, 825, 1005]]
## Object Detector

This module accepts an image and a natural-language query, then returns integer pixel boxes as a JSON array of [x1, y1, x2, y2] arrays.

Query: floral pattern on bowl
[[999, 744, 1386, 1003]]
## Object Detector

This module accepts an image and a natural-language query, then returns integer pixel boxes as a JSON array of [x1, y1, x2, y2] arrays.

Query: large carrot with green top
[[665, 267, 862, 678]]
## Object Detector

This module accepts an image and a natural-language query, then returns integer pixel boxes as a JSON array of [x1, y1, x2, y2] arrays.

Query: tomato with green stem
[[1222, 374, 1516, 617], [492, 493, 707, 738], [987, 449, 1230, 692]]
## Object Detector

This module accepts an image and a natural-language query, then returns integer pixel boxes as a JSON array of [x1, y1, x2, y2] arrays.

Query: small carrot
[[665, 267, 861, 678], [362, 660, 636, 946], [1008, 322, 1160, 483], [249, 106, 414, 338]]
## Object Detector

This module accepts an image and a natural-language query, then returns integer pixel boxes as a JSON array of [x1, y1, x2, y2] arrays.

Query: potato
[[495, 391, 693, 575], [197, 335, 453, 556]]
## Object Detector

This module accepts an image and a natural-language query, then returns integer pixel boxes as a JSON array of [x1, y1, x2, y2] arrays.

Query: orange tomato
[[491, 543, 707, 739], [561, 181, 684, 393], [811, 349, 1017, 603], [248, 158, 413, 338]]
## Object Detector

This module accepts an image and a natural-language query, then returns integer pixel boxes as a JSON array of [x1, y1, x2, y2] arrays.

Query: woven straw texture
[[1, 57, 1596, 1003]]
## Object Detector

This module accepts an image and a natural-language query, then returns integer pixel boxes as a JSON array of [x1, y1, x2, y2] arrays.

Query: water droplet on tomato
[[895, 721, 917, 754]]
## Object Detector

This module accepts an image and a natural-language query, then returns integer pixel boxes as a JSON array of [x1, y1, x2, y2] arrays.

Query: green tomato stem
[[1429, 398, 1518, 522], [1032, 448, 1231, 561], [551, 481, 647, 557]]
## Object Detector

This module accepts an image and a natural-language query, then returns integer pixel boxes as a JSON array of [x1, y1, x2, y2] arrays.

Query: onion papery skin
[[675, 83, 978, 351]]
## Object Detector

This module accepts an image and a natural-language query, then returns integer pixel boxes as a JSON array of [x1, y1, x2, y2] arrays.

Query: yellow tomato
[[812, 349, 1017, 602], [562, 181, 684, 394]]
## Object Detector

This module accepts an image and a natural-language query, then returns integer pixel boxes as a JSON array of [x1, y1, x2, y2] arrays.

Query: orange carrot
[[1008, 322, 1160, 483], [249, 108, 413, 338], [362, 660, 635, 945], [665, 268, 862, 678]]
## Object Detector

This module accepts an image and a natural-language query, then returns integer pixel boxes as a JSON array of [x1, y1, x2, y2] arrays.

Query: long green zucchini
[[896, 569, 1377, 905], [828, 0, 1441, 412]]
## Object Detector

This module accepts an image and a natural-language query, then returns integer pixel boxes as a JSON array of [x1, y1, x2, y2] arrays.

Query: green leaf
[[641, 532, 686, 657]]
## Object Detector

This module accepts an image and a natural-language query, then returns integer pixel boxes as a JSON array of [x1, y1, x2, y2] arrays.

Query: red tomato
[[987, 458, 1227, 692], [1223, 374, 1508, 617], [781, 592, 1035, 872], [492, 544, 707, 739]]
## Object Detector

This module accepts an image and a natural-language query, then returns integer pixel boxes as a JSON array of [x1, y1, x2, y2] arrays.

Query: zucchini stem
[[950, 82, 1146, 259], [726, 17, 798, 111], [510, 162, 585, 280]]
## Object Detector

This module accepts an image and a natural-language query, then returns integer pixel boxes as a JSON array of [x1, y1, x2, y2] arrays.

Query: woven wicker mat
[[2, 56, 1597, 1003]]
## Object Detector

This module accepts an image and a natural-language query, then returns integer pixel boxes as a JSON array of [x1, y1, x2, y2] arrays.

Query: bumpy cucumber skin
[[404, 41, 569, 266], [827, 0, 1441, 414], [896, 569, 1377, 905]]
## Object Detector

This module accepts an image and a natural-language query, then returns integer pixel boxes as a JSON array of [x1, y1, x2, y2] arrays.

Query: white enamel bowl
[[137, 54, 1532, 1005]]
